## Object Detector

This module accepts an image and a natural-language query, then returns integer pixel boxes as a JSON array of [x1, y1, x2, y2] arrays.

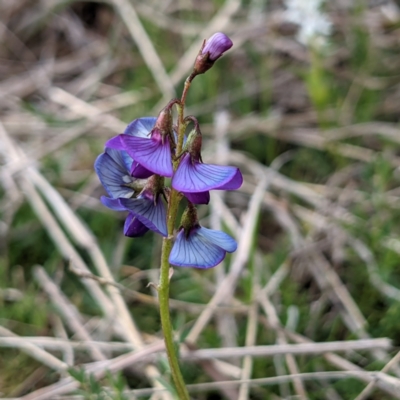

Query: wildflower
[[169, 205, 237, 268], [95, 148, 167, 237], [193, 32, 233, 76], [101, 183, 168, 237], [105, 117, 156, 179], [106, 111, 174, 178], [94, 147, 138, 199], [124, 213, 149, 237], [173, 153, 242, 194], [97, 196, 148, 237], [183, 191, 210, 205], [172, 128, 242, 203]]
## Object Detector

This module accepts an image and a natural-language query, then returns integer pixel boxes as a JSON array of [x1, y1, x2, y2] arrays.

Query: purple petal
[[105, 135, 125, 150], [202, 32, 233, 61], [95, 152, 134, 198], [130, 162, 154, 179], [100, 196, 126, 211], [125, 117, 156, 137], [214, 168, 243, 190], [119, 196, 167, 237], [169, 228, 226, 269], [183, 191, 210, 205], [172, 154, 242, 193], [124, 213, 149, 237], [121, 135, 173, 177]]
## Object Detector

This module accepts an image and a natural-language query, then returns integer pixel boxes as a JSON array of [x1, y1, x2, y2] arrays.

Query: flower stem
[[157, 87, 191, 399], [158, 232, 189, 400]]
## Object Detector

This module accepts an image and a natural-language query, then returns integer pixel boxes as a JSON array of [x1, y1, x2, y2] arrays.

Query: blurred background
[[1, 0, 400, 399]]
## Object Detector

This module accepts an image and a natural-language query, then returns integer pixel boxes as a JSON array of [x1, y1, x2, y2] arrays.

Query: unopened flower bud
[[202, 32, 233, 61], [192, 32, 233, 77], [185, 128, 202, 162], [154, 107, 173, 137]]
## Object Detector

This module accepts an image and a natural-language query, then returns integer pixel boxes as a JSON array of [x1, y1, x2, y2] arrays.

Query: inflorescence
[[95, 32, 241, 269]]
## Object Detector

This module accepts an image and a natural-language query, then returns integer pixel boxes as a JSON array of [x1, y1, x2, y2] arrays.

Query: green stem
[[159, 232, 189, 399], [157, 86, 192, 399]]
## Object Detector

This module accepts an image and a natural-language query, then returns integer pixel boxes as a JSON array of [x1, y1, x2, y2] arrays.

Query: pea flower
[[101, 181, 168, 237], [94, 147, 135, 199], [169, 205, 237, 268], [105, 117, 156, 179], [94, 146, 167, 237], [106, 110, 174, 178], [172, 128, 243, 204], [95, 147, 150, 237], [101, 197, 149, 237]]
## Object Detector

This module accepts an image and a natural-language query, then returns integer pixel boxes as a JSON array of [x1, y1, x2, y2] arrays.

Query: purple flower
[[101, 188, 167, 237], [183, 191, 210, 205], [124, 214, 149, 237], [169, 225, 237, 269], [172, 153, 243, 203], [94, 147, 135, 199], [94, 145, 167, 237], [105, 117, 159, 179], [106, 114, 174, 178], [98, 196, 148, 237], [202, 32, 233, 61]]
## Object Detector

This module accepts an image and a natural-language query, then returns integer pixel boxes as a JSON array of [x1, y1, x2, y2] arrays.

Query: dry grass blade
[[0, 326, 68, 372], [183, 339, 392, 360], [14, 341, 166, 400], [24, 371, 400, 399], [186, 174, 268, 344], [33, 266, 107, 362], [354, 350, 400, 400], [111, 0, 175, 100]]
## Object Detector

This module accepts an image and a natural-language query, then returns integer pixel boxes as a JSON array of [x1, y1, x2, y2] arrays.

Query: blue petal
[[119, 196, 167, 237], [125, 117, 156, 138], [95, 152, 134, 198], [124, 213, 149, 237], [196, 227, 237, 253], [183, 191, 210, 205], [105, 147, 133, 172], [172, 154, 241, 192], [169, 228, 227, 269], [100, 196, 126, 211], [121, 135, 173, 177]]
